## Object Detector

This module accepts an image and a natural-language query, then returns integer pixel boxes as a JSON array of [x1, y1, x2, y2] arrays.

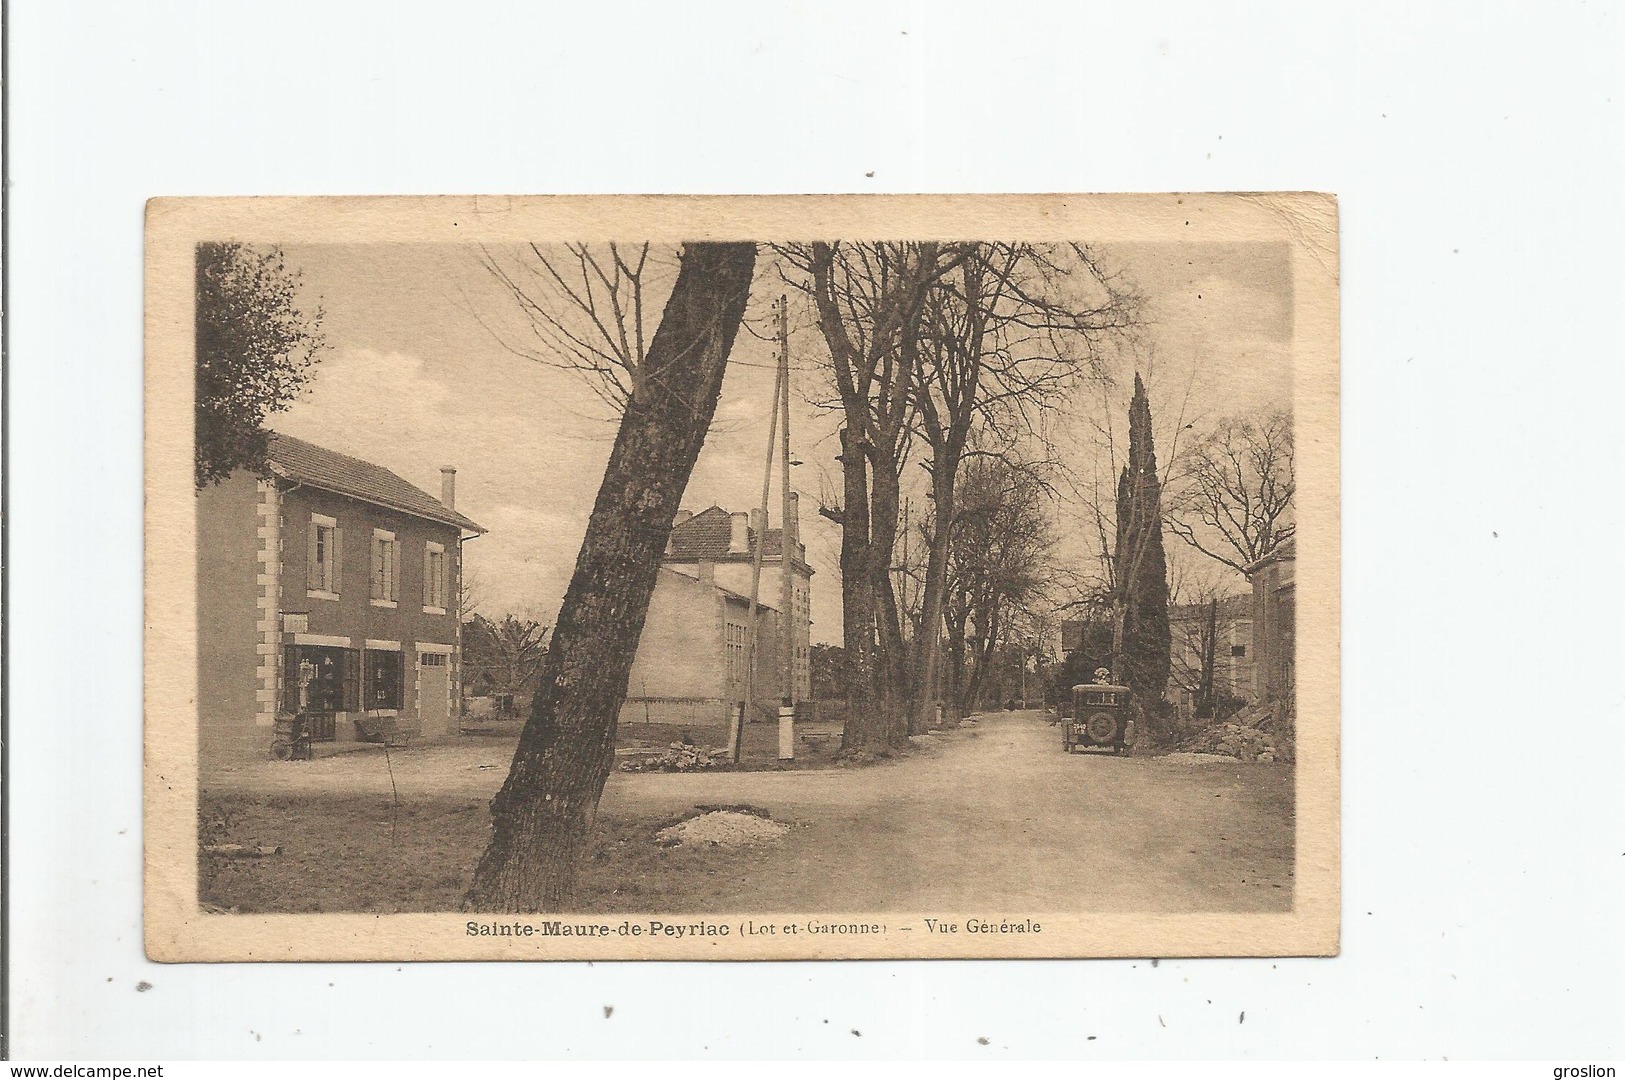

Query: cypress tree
[[1113, 373, 1172, 729]]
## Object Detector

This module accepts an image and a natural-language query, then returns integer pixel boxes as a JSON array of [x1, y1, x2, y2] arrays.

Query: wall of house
[[196, 471, 266, 764], [620, 568, 728, 727], [278, 483, 464, 741], [1218, 618, 1254, 700], [1250, 559, 1296, 706], [705, 559, 812, 702], [725, 597, 785, 722]]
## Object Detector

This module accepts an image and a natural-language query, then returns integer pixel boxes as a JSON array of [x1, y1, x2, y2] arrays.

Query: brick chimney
[[440, 467, 457, 510], [729, 511, 750, 554], [787, 491, 799, 546]]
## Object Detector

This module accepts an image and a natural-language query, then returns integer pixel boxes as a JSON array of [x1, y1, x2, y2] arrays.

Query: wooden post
[[728, 701, 745, 765], [743, 318, 783, 725], [778, 294, 795, 708], [778, 704, 796, 761], [777, 295, 796, 760]]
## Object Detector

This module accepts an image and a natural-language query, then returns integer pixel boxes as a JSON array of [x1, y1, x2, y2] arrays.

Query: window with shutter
[[371, 529, 399, 607], [307, 514, 339, 598], [308, 522, 320, 589], [424, 542, 447, 612]]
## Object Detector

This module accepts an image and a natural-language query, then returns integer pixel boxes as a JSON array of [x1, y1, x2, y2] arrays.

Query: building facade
[[197, 433, 485, 763], [1245, 538, 1296, 708], [1166, 594, 1255, 717], [618, 501, 813, 729]]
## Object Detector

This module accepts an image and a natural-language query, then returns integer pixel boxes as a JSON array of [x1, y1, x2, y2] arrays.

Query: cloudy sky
[[274, 240, 1292, 643]]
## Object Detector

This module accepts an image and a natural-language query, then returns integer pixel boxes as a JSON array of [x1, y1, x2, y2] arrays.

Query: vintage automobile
[[1064, 682, 1134, 753]]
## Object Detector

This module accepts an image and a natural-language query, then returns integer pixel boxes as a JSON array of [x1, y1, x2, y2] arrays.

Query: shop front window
[[365, 649, 405, 710]]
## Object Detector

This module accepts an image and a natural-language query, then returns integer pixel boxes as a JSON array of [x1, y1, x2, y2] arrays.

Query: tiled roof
[[666, 506, 811, 572], [666, 506, 737, 560], [266, 432, 486, 533]]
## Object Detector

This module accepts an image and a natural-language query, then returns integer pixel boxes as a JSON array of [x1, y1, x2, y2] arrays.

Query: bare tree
[[910, 243, 1136, 730], [467, 242, 756, 912], [781, 241, 960, 751], [457, 564, 484, 623], [941, 457, 1059, 718], [473, 242, 667, 412], [1166, 559, 1229, 721], [781, 240, 1136, 743], [463, 613, 552, 699], [1168, 410, 1295, 573], [454, 565, 484, 717]]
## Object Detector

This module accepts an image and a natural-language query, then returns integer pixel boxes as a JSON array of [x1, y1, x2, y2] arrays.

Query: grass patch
[[200, 790, 791, 914]]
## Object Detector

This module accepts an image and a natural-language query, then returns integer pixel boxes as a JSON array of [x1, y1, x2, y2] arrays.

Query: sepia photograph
[[145, 194, 1339, 961]]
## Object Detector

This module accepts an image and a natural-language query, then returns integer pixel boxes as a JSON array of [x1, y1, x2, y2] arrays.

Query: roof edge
[[268, 464, 487, 534]]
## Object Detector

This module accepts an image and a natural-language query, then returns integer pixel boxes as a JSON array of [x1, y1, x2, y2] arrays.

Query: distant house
[[620, 500, 813, 729], [1166, 593, 1255, 717], [196, 433, 485, 762], [1244, 538, 1296, 707]]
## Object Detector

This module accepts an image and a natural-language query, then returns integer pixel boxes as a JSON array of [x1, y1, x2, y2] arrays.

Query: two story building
[[196, 432, 485, 763], [618, 501, 813, 730]]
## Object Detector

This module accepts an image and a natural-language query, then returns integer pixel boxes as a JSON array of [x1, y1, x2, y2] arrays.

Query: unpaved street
[[605, 710, 1294, 913], [209, 709, 1293, 913]]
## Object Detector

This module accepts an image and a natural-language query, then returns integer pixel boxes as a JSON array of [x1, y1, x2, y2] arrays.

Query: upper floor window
[[371, 529, 400, 607], [307, 514, 340, 598], [424, 541, 448, 613]]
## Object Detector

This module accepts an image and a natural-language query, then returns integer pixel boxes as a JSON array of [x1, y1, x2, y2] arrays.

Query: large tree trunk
[[911, 459, 956, 731], [966, 603, 1000, 712], [945, 609, 968, 719], [836, 425, 891, 752], [466, 242, 756, 912], [867, 461, 909, 737]]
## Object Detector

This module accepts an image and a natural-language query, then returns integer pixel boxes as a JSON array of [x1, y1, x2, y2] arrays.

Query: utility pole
[[777, 294, 796, 760], [740, 309, 784, 763]]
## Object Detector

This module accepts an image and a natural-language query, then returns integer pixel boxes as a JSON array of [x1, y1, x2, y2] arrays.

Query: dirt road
[[605, 709, 1294, 913], [210, 709, 1293, 913]]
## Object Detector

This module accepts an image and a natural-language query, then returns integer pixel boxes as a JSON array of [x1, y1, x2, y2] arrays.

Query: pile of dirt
[[656, 810, 790, 849], [619, 743, 729, 772], [1157, 751, 1239, 765], [1178, 701, 1294, 763]]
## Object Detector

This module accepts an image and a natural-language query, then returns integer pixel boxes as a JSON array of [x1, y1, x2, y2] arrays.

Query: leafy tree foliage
[[1113, 373, 1171, 720], [195, 242, 326, 487]]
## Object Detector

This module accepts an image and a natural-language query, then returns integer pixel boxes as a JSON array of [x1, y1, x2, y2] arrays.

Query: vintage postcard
[[146, 194, 1339, 961]]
